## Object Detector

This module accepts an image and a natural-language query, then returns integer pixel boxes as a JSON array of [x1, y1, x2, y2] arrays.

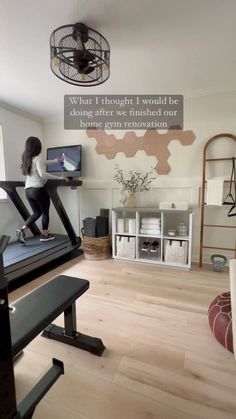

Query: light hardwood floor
[[10, 257, 236, 419]]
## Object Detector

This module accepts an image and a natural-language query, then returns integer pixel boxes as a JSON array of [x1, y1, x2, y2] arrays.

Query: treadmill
[[0, 179, 83, 284]]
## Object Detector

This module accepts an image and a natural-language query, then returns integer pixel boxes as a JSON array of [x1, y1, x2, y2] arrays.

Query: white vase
[[119, 188, 127, 206]]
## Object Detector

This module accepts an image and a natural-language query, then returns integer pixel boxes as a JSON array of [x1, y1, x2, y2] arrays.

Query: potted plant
[[113, 164, 156, 207]]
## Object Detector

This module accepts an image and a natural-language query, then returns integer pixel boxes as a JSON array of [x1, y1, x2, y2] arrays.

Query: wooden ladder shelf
[[199, 133, 236, 267]]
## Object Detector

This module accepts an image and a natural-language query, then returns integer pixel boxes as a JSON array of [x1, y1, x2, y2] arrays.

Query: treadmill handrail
[[45, 179, 83, 188], [0, 181, 25, 188]]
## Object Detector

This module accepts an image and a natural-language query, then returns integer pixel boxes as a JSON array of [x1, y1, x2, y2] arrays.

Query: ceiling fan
[[50, 22, 110, 86]]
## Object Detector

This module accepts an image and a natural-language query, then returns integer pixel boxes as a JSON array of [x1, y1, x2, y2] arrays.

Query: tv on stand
[[46, 145, 82, 178]]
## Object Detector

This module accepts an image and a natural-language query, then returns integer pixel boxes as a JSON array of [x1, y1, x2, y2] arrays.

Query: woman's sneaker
[[16, 229, 26, 244], [40, 233, 55, 242]]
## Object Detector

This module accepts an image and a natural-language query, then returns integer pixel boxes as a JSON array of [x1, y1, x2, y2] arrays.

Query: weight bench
[[11, 275, 105, 357], [0, 235, 105, 419]]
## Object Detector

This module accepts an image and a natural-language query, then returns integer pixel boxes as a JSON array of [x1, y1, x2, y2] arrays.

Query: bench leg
[[64, 302, 77, 337], [42, 302, 105, 356], [17, 358, 64, 419]]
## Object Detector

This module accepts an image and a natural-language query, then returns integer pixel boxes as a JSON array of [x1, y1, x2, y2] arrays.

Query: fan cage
[[50, 23, 110, 86]]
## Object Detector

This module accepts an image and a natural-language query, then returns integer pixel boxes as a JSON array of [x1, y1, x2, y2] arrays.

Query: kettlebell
[[210, 254, 227, 272]]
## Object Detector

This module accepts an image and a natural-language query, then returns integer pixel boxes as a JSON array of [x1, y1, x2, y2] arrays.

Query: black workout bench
[[0, 235, 105, 419], [11, 275, 105, 358]]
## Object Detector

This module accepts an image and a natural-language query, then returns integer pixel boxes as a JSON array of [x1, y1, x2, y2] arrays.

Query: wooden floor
[[10, 257, 236, 419]]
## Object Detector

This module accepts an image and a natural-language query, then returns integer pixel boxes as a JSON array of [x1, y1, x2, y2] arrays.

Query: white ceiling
[[0, 0, 236, 119]]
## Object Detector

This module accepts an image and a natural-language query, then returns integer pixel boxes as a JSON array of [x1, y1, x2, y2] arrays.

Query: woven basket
[[82, 234, 111, 260]]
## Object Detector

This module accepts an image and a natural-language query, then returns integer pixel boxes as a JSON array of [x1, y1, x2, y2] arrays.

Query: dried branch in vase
[[113, 164, 156, 194]]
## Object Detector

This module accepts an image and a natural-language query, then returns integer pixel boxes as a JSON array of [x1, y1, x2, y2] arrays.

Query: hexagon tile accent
[[86, 129, 196, 174]]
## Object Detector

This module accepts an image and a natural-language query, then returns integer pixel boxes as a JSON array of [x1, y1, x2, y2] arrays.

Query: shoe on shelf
[[150, 241, 159, 253], [16, 229, 26, 244], [40, 233, 55, 242], [141, 241, 150, 252]]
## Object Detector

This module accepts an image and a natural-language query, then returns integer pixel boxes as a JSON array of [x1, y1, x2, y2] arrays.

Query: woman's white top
[[25, 155, 63, 189]]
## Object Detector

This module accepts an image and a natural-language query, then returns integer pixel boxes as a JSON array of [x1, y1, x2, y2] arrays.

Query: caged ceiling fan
[[50, 22, 110, 86]]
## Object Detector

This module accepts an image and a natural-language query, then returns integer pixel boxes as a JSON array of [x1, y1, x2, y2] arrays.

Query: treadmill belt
[[3, 234, 71, 268]]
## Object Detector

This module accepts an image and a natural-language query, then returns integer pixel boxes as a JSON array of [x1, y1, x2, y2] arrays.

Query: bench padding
[[10, 275, 89, 356]]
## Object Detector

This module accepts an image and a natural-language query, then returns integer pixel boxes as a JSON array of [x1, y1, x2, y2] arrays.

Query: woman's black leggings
[[25, 186, 50, 230]]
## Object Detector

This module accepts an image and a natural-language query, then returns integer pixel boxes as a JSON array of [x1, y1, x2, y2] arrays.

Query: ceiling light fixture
[[50, 22, 110, 86]]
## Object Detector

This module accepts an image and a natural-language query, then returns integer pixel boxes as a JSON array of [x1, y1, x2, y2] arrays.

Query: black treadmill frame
[[0, 180, 83, 283]]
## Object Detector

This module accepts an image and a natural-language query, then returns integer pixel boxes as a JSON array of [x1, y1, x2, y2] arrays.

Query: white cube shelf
[[112, 207, 193, 269]]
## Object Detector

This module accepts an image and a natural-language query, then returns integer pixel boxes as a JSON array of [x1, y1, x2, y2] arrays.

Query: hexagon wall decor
[[86, 129, 196, 174]]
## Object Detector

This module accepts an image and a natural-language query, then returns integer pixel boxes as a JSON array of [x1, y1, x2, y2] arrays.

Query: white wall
[[43, 90, 236, 263], [0, 105, 42, 239]]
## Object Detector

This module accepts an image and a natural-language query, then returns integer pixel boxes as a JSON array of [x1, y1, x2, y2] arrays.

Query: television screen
[[46, 145, 82, 177]]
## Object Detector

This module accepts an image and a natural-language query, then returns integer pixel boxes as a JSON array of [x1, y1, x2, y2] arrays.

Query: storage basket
[[82, 234, 111, 260]]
